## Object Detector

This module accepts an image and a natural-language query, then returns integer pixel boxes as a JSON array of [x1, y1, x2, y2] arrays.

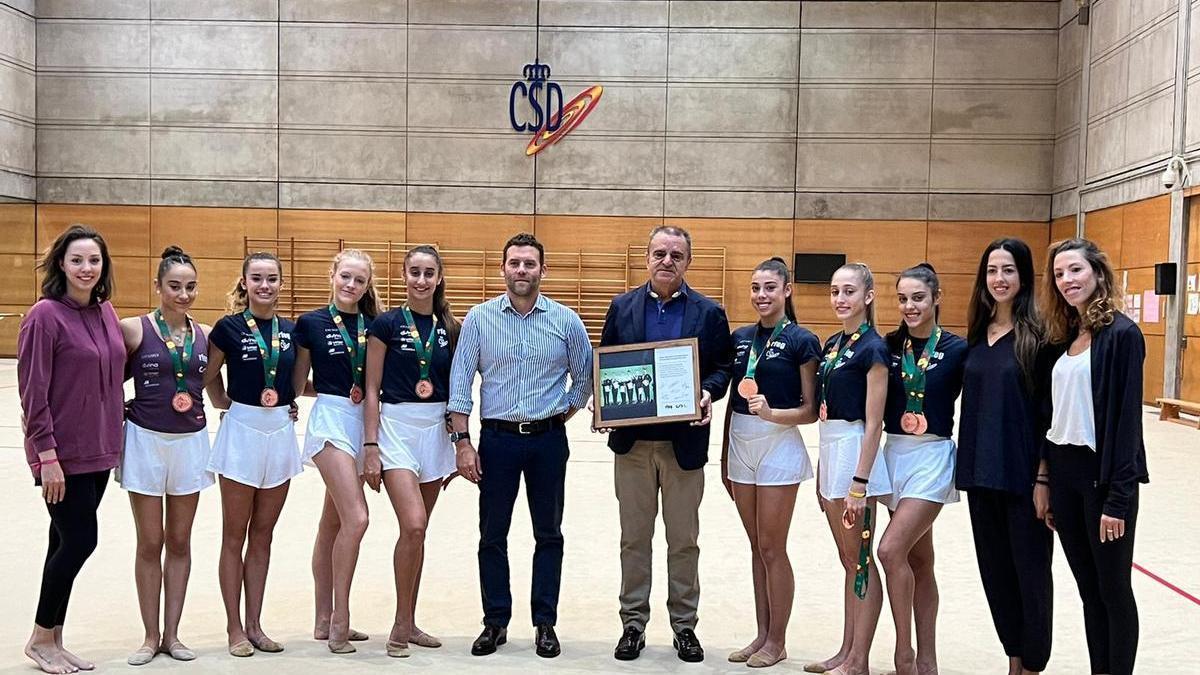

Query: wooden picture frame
[[592, 337, 702, 428]]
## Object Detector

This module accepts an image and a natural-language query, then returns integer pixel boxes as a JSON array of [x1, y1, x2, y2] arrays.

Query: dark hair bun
[[917, 262, 936, 273], [161, 245, 187, 259], [770, 256, 787, 265]]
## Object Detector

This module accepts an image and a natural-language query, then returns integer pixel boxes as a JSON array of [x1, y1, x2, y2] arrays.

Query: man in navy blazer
[[598, 225, 733, 663]]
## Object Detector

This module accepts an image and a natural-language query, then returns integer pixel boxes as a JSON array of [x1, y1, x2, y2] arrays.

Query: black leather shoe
[[613, 626, 645, 661], [470, 625, 507, 656], [673, 628, 704, 662], [534, 624, 560, 658]]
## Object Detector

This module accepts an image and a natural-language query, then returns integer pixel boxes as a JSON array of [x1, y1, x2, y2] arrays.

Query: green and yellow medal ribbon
[[901, 326, 942, 414], [243, 309, 280, 390], [153, 309, 192, 395], [328, 305, 366, 388], [401, 306, 437, 382], [855, 504, 874, 600], [744, 319, 790, 383]]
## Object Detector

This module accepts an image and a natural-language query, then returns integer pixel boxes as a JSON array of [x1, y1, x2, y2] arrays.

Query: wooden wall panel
[[1144, 332, 1165, 405], [188, 308, 227, 326], [189, 258, 245, 312], [666, 218, 792, 270], [406, 213, 533, 251], [151, 207, 278, 260], [1183, 345, 1200, 402], [279, 209, 406, 243], [1050, 215, 1075, 244], [1082, 204, 1123, 264], [37, 204, 152, 257], [791, 283, 831, 326], [1120, 196, 1170, 270], [926, 221, 1050, 275], [111, 256, 153, 309], [793, 219, 926, 273], [1189, 200, 1200, 263], [0, 304, 28, 355], [0, 203, 35, 254], [937, 272, 975, 329], [535, 216, 660, 254], [0, 254, 36, 305]]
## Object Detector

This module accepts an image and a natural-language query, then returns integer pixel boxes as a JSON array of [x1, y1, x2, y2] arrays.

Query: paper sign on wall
[[1142, 290, 1160, 323], [1188, 292, 1200, 315], [1189, 274, 1198, 292]]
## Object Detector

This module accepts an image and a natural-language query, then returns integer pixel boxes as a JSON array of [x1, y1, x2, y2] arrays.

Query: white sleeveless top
[[1046, 347, 1096, 450]]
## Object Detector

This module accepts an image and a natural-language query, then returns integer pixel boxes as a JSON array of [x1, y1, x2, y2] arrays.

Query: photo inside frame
[[597, 349, 658, 422]]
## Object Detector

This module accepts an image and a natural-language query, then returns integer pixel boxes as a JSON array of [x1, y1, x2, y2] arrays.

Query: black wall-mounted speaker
[[1155, 262, 1177, 296]]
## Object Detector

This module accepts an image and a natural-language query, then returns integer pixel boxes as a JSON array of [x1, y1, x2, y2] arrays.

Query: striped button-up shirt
[[448, 292, 593, 422]]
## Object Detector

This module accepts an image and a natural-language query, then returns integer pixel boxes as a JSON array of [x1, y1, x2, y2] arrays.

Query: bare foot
[[916, 658, 939, 675], [57, 646, 95, 671], [52, 628, 94, 671], [25, 637, 76, 675]]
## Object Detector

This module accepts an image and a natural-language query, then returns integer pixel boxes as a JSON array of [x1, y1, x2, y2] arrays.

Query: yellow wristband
[[848, 489, 867, 499]]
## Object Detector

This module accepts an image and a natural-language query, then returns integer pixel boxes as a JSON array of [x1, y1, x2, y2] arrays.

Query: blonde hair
[[834, 262, 876, 327], [328, 248, 384, 317], [1042, 238, 1122, 344], [226, 251, 282, 313]]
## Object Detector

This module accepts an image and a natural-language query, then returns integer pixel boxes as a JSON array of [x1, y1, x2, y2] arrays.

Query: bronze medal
[[260, 387, 279, 407], [915, 413, 928, 435], [415, 379, 434, 399], [736, 377, 758, 399], [349, 384, 364, 404], [819, 401, 828, 422], [901, 411, 920, 434], [171, 391, 193, 413]]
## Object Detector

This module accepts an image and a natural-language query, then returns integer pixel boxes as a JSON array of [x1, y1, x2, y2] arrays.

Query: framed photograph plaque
[[592, 337, 702, 428]]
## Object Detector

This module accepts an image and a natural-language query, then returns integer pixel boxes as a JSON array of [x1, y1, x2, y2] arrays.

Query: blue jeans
[[477, 426, 569, 627]]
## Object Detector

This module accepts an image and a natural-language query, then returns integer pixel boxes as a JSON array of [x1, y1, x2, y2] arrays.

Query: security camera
[[1163, 156, 1191, 191], [1163, 164, 1179, 190]]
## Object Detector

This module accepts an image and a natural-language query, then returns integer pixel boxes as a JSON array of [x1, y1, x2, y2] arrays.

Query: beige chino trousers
[[614, 439, 705, 633]]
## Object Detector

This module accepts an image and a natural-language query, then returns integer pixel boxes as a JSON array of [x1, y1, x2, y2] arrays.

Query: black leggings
[[35, 470, 109, 629], [1048, 443, 1139, 675]]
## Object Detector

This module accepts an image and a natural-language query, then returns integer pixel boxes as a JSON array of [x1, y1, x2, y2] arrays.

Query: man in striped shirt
[[447, 232, 593, 660]]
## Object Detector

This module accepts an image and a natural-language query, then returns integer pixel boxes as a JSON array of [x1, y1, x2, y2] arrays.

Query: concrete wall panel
[[801, 2, 934, 29], [281, 1, 407, 23], [408, 26, 534, 78], [800, 31, 933, 81], [37, 74, 147, 124], [535, 138, 664, 189], [667, 140, 796, 190], [151, 75, 276, 126], [407, 135, 533, 187], [280, 24, 405, 76], [279, 182, 406, 211], [534, 187, 663, 216], [799, 86, 931, 135], [931, 142, 1053, 192], [668, 85, 796, 136], [797, 141, 931, 191], [279, 131, 406, 182], [151, 21, 276, 74], [540, 28, 666, 80], [669, 1, 800, 29], [151, 1, 277, 21], [409, 0, 536, 26], [935, 31, 1058, 82], [151, 128, 277, 180], [933, 87, 1056, 137], [37, 127, 149, 177], [38, 20, 148, 72], [669, 30, 799, 82], [539, 1, 668, 28], [36, 1, 148, 19]]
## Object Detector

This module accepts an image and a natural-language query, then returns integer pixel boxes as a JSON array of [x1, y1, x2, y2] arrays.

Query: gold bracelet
[[848, 489, 867, 499]]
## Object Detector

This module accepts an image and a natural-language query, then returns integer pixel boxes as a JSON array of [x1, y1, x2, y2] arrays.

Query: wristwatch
[[449, 430, 471, 444]]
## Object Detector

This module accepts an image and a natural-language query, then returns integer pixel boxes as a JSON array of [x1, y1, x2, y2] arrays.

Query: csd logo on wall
[[508, 61, 603, 157]]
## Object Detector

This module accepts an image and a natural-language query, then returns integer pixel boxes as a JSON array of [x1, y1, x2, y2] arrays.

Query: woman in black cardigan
[[1041, 238, 1149, 675]]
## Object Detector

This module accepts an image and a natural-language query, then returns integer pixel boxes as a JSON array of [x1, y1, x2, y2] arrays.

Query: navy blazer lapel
[[631, 285, 648, 342], [681, 291, 701, 340]]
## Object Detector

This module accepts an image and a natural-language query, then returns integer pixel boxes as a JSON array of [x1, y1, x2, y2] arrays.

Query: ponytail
[[227, 251, 282, 313]]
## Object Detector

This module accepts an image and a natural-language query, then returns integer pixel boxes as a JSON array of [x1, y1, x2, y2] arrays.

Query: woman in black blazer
[[1041, 238, 1148, 675]]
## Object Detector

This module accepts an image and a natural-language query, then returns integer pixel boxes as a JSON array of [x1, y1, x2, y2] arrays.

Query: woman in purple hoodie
[[19, 224, 126, 675]]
